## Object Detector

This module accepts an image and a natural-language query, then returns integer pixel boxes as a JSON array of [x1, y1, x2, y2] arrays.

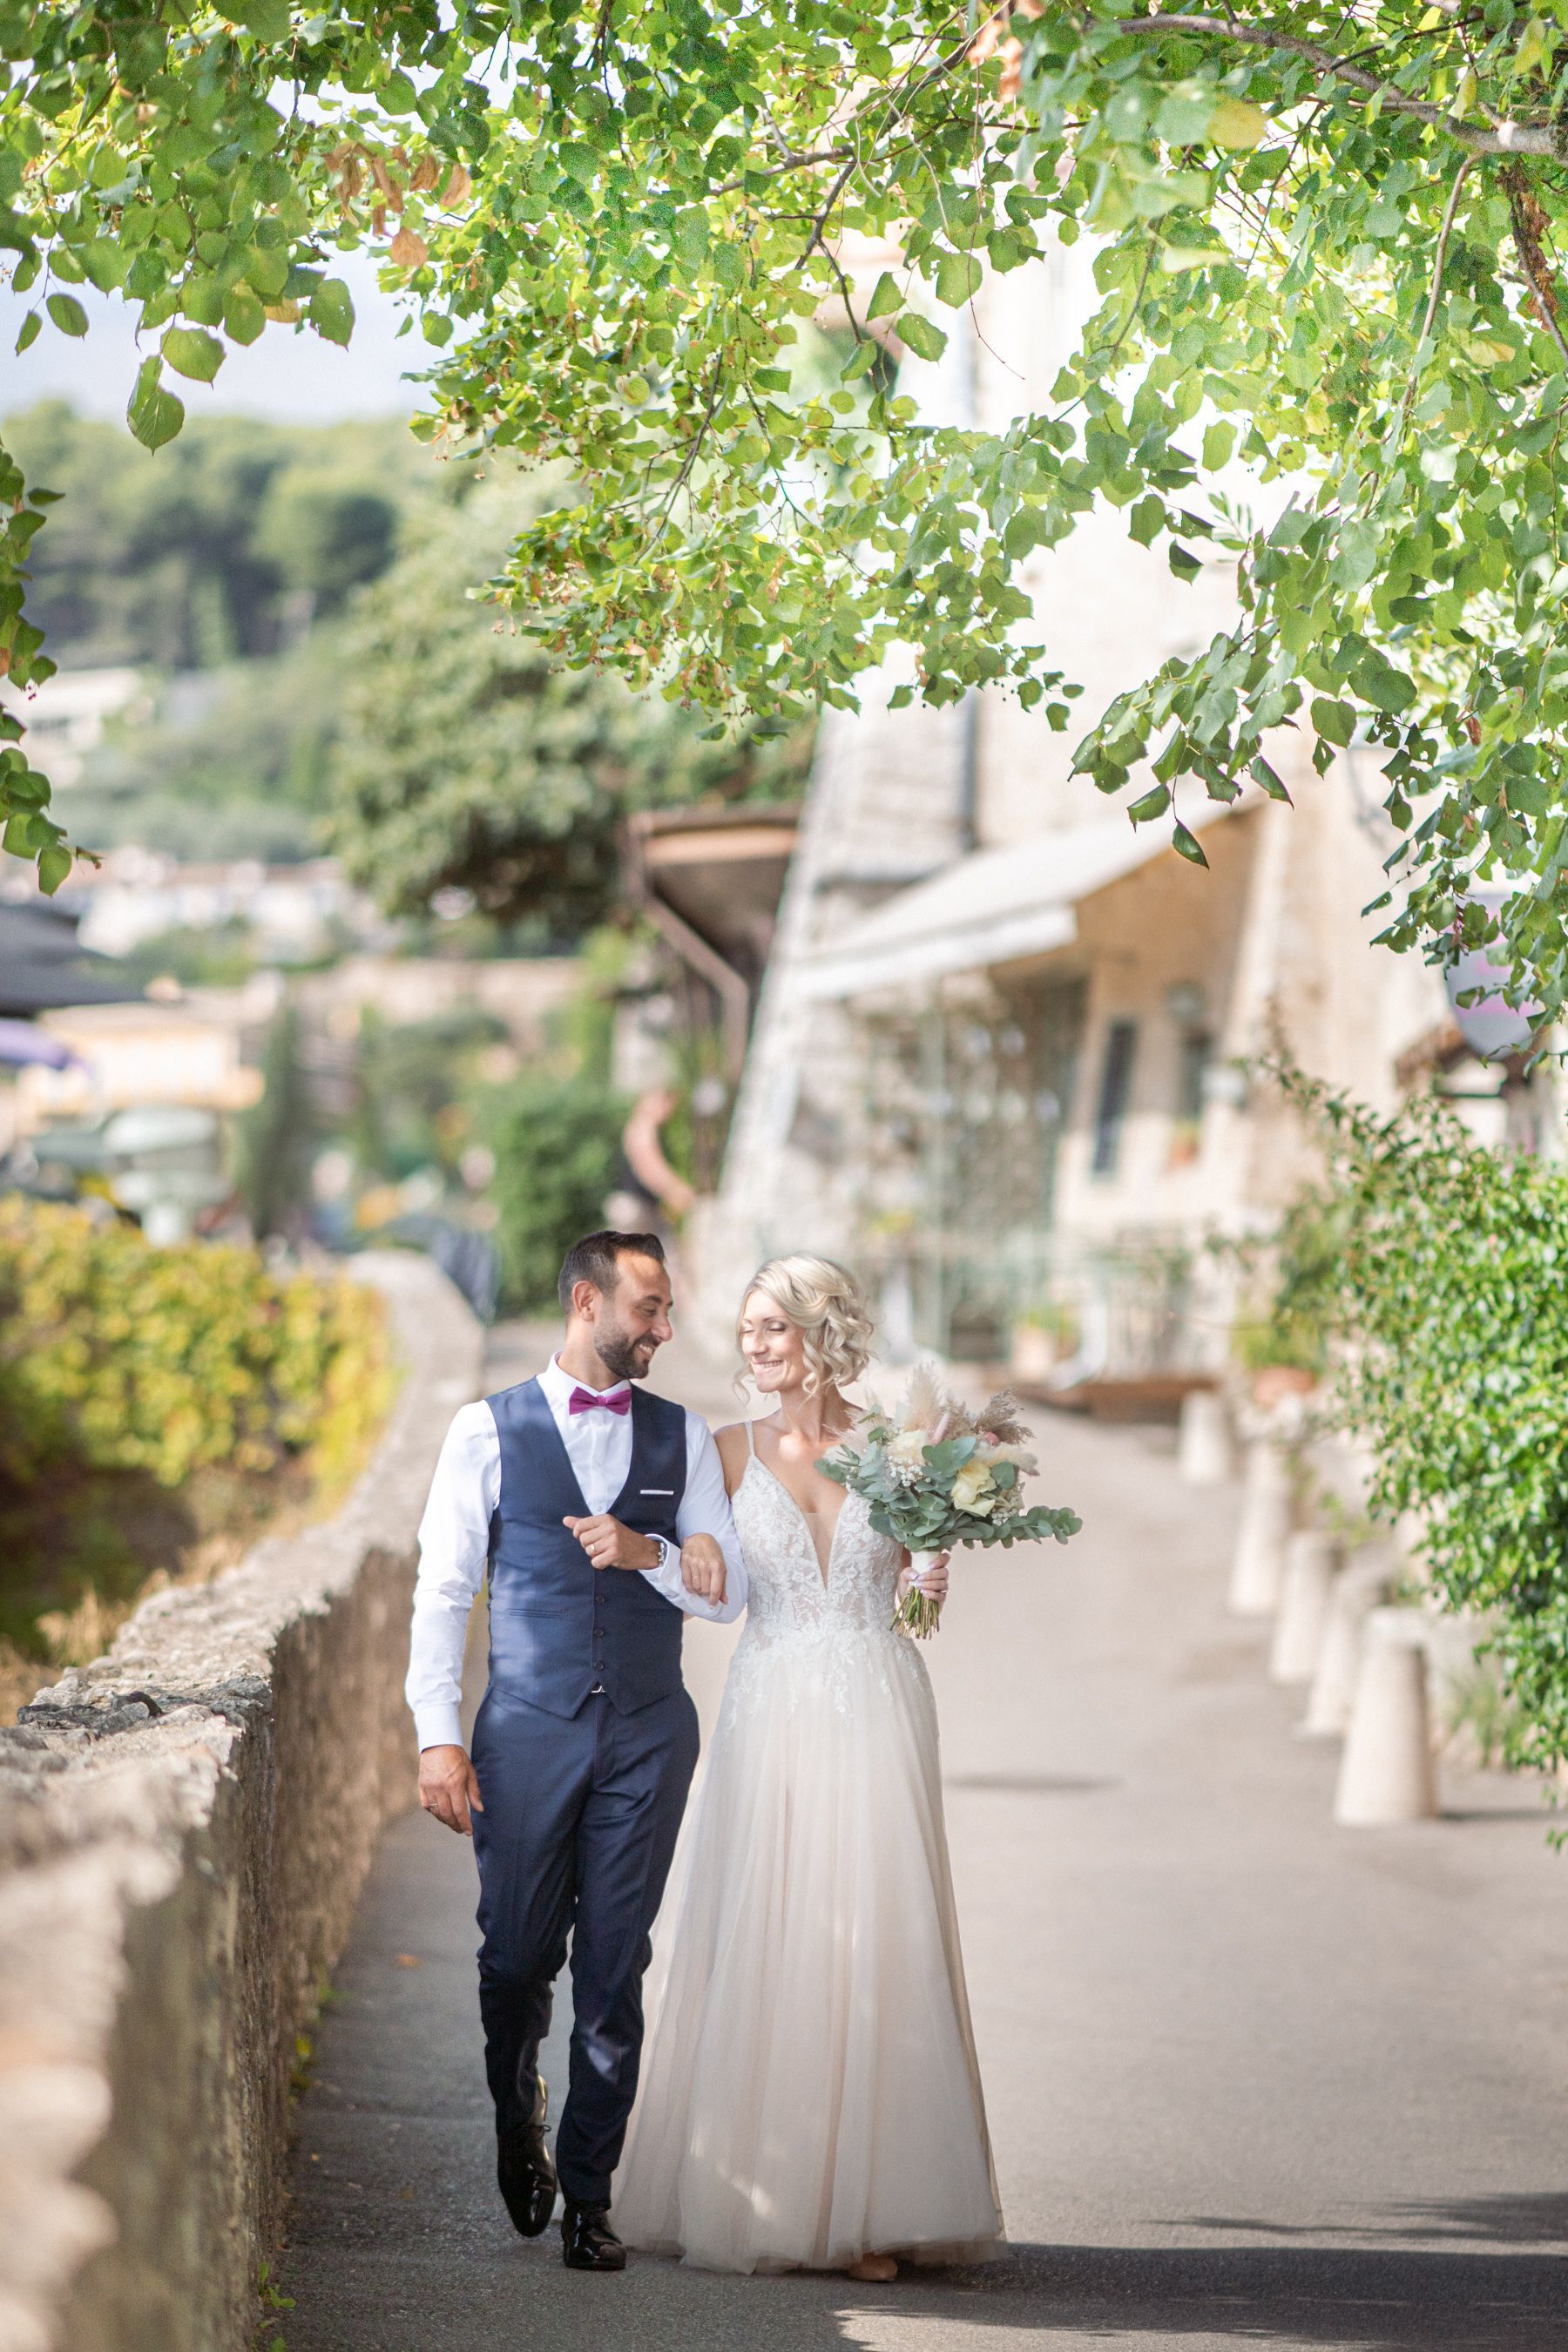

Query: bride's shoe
[[848, 2253, 898, 2282]]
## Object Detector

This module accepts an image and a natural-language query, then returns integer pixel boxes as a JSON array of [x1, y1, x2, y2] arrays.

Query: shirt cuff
[[414, 1701, 467, 1752]]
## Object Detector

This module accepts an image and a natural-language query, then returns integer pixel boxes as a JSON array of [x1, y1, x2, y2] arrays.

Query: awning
[[796, 803, 1238, 1001], [0, 899, 139, 1016], [0, 1017, 78, 1069]]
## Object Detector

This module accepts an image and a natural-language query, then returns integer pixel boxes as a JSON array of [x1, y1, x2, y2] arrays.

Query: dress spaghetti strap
[[745, 1416, 757, 1458]]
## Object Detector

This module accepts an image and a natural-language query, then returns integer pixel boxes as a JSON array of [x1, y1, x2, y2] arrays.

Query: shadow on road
[[287, 2238, 1564, 2352], [954, 2241, 1567, 2347], [1171, 2193, 1568, 2249]]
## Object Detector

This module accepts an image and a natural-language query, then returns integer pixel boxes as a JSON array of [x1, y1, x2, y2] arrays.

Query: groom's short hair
[[558, 1229, 666, 1315]]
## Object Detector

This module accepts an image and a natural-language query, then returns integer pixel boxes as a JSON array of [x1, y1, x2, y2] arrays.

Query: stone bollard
[[1334, 1608, 1438, 1826], [1303, 1557, 1389, 1736], [1227, 1438, 1290, 1616], [1269, 1530, 1339, 1684], [1179, 1389, 1235, 1486]]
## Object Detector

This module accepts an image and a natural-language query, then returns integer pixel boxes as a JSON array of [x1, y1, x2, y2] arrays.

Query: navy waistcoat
[[485, 1378, 688, 1719]]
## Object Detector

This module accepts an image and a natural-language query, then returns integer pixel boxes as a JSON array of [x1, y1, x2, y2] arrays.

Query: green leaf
[[78, 238, 128, 293], [228, 0, 290, 37], [1128, 494, 1164, 546], [162, 325, 224, 383], [44, 293, 88, 338], [126, 357, 185, 450], [866, 270, 902, 322], [1310, 697, 1355, 748], [1354, 653, 1416, 715], [1207, 97, 1266, 151], [225, 287, 266, 345], [14, 310, 40, 354], [1004, 505, 1051, 559], [934, 251, 983, 308], [1330, 520, 1381, 591], [1172, 819, 1209, 868], [37, 840, 71, 895], [181, 276, 226, 327], [1153, 88, 1215, 146], [309, 277, 355, 347], [1514, 16, 1551, 78], [896, 311, 948, 363], [1128, 783, 1170, 824], [1159, 243, 1225, 273], [244, 245, 290, 299], [671, 208, 709, 265], [1202, 420, 1234, 471], [1248, 756, 1291, 804]]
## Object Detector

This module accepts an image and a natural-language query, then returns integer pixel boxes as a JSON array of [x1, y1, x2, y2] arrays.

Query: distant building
[[62, 846, 378, 963], [14, 996, 264, 1131], [0, 666, 145, 791]]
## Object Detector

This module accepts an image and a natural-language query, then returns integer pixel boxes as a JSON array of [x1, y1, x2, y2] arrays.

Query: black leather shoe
[[497, 2077, 557, 2238], [561, 2200, 626, 2272]]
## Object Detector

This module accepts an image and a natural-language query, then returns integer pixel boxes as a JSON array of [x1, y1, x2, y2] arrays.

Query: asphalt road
[[280, 1327, 1568, 2351]]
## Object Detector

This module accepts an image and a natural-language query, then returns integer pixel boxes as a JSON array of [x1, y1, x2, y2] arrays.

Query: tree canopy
[[322, 484, 808, 931], [5, 402, 419, 666], [5, 5, 1568, 1017]]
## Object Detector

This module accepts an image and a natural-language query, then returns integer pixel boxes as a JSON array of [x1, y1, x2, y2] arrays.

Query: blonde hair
[[739, 1254, 875, 1399]]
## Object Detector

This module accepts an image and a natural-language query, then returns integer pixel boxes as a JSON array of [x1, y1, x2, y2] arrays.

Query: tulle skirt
[[615, 1625, 1005, 2272]]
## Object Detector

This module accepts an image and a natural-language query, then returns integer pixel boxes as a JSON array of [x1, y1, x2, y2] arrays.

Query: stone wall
[[0, 1252, 482, 2352]]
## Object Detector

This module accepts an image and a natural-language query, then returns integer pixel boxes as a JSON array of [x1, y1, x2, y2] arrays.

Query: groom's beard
[[597, 1318, 659, 1385]]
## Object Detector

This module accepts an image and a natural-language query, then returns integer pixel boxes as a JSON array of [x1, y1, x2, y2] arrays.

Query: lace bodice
[[731, 1453, 905, 1642]]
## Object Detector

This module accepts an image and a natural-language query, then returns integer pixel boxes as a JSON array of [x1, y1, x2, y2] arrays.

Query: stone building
[[692, 249, 1538, 1376]]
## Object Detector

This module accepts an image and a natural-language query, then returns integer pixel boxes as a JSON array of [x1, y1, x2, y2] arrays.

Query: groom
[[407, 1229, 746, 2270]]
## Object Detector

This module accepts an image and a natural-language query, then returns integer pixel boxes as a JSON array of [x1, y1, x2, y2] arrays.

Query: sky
[[1, 254, 441, 428]]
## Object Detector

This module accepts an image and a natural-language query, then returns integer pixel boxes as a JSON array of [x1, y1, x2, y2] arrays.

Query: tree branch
[[1500, 161, 1568, 370], [1115, 13, 1565, 158], [1396, 152, 1475, 439]]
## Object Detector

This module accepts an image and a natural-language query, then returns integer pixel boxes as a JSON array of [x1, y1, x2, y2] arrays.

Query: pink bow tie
[[568, 1385, 631, 1416]]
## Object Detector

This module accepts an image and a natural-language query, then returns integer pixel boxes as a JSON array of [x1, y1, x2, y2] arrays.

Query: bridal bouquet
[[820, 1364, 1081, 1637]]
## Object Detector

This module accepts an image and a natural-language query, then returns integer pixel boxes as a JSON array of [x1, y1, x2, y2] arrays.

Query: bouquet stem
[[893, 1550, 945, 1639]]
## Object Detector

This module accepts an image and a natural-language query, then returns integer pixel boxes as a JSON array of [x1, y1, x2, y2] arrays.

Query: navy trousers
[[470, 1682, 700, 2207]]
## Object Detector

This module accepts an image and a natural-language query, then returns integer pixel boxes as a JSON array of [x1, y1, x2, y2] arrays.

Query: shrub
[[483, 1076, 627, 1311], [1227, 1186, 1348, 1378], [1270, 1060, 1568, 1783], [0, 1198, 391, 1493]]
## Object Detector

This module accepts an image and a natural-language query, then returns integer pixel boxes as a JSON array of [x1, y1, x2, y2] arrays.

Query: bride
[[615, 1254, 1004, 2277]]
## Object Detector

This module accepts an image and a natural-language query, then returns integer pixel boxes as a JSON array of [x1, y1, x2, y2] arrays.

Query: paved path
[[280, 1328, 1568, 2350]]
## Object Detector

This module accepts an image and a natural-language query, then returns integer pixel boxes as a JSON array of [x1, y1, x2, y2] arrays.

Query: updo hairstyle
[[740, 1254, 875, 1398]]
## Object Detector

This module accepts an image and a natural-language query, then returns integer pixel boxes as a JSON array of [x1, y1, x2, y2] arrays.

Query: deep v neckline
[[745, 1452, 848, 1590]]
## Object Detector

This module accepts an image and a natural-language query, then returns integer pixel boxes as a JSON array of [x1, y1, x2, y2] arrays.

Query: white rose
[[950, 1460, 998, 1517]]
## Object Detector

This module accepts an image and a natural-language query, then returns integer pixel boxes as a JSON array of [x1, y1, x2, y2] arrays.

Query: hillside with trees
[[9, 402, 806, 910]]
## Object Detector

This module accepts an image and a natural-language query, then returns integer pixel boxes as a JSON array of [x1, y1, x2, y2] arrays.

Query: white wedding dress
[[615, 1427, 1004, 2273]]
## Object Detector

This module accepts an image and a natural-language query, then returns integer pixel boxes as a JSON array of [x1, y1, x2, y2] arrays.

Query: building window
[[1176, 1027, 1212, 1124], [1091, 1018, 1138, 1177]]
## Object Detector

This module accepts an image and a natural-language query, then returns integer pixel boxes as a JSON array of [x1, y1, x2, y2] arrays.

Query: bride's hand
[[679, 1532, 728, 1607], [897, 1550, 950, 1605]]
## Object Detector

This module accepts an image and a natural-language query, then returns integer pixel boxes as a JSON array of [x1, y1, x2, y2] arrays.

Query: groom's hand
[[564, 1513, 661, 1571], [419, 1744, 483, 1836]]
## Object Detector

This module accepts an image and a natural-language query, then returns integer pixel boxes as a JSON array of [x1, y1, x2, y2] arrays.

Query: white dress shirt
[[406, 1355, 748, 1751]]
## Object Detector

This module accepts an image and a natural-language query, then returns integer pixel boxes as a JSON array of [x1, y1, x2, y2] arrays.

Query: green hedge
[[0, 1198, 391, 1492], [0, 1200, 395, 1659]]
